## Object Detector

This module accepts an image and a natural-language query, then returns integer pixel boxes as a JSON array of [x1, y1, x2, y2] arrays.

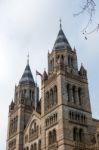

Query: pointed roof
[[19, 60, 34, 85], [53, 26, 72, 51]]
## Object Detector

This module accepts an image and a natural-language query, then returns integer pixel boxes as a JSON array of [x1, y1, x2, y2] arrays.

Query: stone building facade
[[6, 24, 99, 150]]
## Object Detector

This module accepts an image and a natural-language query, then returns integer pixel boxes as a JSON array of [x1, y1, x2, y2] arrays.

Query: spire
[[59, 18, 62, 29], [27, 53, 29, 65], [53, 21, 72, 51], [19, 56, 34, 85]]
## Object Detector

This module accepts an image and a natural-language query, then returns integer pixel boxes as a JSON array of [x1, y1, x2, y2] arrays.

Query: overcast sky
[[0, 0, 99, 149]]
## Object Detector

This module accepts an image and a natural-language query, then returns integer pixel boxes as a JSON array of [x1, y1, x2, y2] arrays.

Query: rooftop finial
[[59, 18, 62, 29], [27, 52, 29, 65]]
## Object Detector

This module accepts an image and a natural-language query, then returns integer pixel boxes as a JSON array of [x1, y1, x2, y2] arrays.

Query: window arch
[[50, 89, 54, 106], [52, 58, 54, 71], [68, 56, 71, 66], [30, 90, 32, 99], [72, 86, 76, 104], [69, 111, 72, 119], [32, 91, 34, 100], [38, 140, 41, 150], [34, 143, 37, 150], [50, 60, 52, 72], [46, 92, 49, 109], [29, 120, 38, 141], [54, 86, 57, 104], [53, 129, 57, 143], [67, 84, 70, 102], [48, 129, 57, 145], [73, 127, 78, 141], [26, 147, 29, 150], [78, 88, 82, 105], [31, 144, 33, 150], [49, 131, 52, 144], [72, 112, 74, 120], [79, 128, 84, 142], [71, 57, 74, 67]]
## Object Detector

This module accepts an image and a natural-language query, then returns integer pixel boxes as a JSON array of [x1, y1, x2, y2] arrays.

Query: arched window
[[68, 56, 71, 66], [38, 140, 41, 150], [34, 143, 37, 150], [30, 90, 31, 99], [31, 144, 33, 150], [61, 55, 64, 64], [49, 131, 52, 144], [46, 92, 49, 110], [75, 113, 78, 121], [50, 89, 54, 106], [53, 129, 57, 143], [81, 115, 83, 123], [26, 147, 29, 150], [72, 86, 76, 104], [52, 59, 54, 71], [29, 120, 38, 140], [54, 86, 57, 104], [78, 114, 80, 121], [72, 112, 74, 120], [69, 111, 72, 119], [79, 129, 84, 142], [71, 57, 74, 68], [50, 60, 52, 72], [32, 91, 34, 100], [34, 122, 36, 131], [78, 88, 82, 105], [73, 127, 78, 141], [67, 84, 70, 102]]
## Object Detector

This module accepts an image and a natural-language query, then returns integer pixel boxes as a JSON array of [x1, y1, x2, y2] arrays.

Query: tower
[[6, 59, 39, 150], [6, 23, 97, 150], [41, 24, 96, 150]]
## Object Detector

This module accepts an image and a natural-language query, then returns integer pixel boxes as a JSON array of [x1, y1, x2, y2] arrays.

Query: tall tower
[[41, 24, 96, 150], [6, 59, 39, 150]]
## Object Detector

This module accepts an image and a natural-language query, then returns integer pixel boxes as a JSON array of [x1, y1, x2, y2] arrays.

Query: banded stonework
[[6, 24, 99, 150]]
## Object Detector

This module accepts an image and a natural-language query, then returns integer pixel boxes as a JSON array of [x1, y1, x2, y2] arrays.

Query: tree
[[74, 0, 99, 39]]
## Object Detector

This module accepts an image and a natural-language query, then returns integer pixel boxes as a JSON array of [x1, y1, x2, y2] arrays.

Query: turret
[[79, 63, 87, 79], [7, 57, 39, 150]]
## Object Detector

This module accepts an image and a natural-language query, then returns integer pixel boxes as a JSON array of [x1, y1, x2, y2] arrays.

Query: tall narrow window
[[79, 129, 84, 142], [78, 88, 82, 105], [50, 89, 54, 106], [31, 144, 33, 150], [67, 84, 70, 102], [45, 92, 49, 110], [30, 90, 31, 99], [49, 131, 52, 145], [34, 143, 37, 150], [54, 86, 57, 104], [71, 57, 74, 68], [53, 129, 57, 143], [68, 56, 71, 67], [38, 140, 41, 150], [73, 86, 76, 104], [73, 127, 78, 141], [52, 59, 54, 71]]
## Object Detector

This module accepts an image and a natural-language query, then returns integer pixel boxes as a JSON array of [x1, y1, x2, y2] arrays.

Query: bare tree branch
[[74, 0, 99, 39], [74, 0, 96, 17]]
